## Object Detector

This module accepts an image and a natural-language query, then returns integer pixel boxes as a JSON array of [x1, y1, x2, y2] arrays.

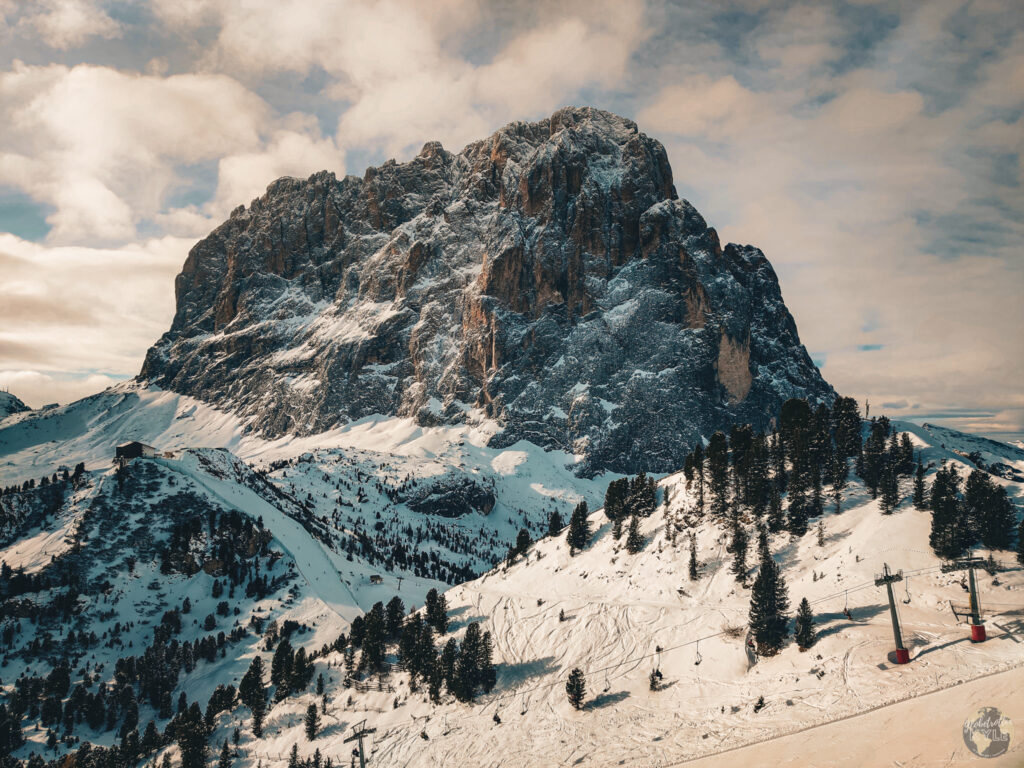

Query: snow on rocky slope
[[0, 392, 29, 420], [204, 422, 1022, 768], [2, 395, 1022, 767], [139, 106, 833, 475]]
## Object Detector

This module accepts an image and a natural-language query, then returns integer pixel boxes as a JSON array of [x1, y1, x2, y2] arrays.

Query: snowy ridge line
[[659, 657, 1024, 767]]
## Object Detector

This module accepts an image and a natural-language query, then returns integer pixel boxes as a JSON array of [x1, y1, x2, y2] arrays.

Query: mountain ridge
[[140, 106, 833, 474]]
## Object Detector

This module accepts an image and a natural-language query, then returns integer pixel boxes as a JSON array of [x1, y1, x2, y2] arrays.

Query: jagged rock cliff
[[141, 107, 832, 474]]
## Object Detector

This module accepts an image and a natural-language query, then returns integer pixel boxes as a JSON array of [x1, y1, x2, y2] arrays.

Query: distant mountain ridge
[[141, 106, 833, 474], [0, 391, 29, 420]]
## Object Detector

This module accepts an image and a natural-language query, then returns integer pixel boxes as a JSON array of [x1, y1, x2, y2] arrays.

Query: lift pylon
[[875, 562, 909, 664], [942, 552, 988, 642]]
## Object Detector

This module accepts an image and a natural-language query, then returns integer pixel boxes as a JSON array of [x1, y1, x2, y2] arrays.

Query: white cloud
[[0, 62, 343, 244], [637, 75, 772, 139], [0, 233, 187, 406], [212, 124, 344, 214], [17, 0, 121, 49], [153, 0, 646, 157], [638, 15, 1024, 434], [0, 0, 1021, 434], [0, 370, 123, 409]]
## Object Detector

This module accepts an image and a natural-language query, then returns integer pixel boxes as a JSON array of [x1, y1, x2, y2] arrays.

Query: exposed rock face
[[142, 107, 832, 474], [402, 476, 497, 518], [0, 392, 29, 420]]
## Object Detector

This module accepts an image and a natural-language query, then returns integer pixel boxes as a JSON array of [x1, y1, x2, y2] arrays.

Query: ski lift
[[843, 590, 853, 620], [903, 576, 912, 604], [694, 640, 702, 666]]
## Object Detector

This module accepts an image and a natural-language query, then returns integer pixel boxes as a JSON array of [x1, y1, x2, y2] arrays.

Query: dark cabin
[[115, 441, 158, 461]]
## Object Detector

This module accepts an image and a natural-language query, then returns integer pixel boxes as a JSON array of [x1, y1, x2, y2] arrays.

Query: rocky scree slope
[[142, 107, 832, 475]]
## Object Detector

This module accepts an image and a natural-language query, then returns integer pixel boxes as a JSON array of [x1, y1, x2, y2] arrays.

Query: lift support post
[[875, 562, 910, 664]]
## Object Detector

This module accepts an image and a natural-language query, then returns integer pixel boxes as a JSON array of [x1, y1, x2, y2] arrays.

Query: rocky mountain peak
[[141, 106, 833, 474]]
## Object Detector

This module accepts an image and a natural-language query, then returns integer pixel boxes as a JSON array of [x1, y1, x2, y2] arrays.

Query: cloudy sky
[[0, 0, 1021, 437]]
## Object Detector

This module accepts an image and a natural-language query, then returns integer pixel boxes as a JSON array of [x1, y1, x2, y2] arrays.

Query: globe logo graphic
[[963, 707, 1013, 758]]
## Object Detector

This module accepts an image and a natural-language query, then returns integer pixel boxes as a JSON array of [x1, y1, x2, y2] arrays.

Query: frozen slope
[[228, 426, 1024, 768], [156, 450, 362, 623]]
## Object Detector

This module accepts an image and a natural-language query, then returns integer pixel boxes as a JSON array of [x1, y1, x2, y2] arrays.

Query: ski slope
[[157, 451, 362, 624], [224, 425, 1023, 768]]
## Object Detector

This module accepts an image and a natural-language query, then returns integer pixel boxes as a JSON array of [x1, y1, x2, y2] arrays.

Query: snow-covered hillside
[[2, 392, 1022, 767], [79, 417, 1012, 768], [0, 381, 612, 586]]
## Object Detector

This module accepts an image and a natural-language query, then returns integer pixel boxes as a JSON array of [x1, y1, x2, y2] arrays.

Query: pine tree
[[912, 461, 927, 509], [480, 631, 496, 693], [706, 432, 730, 519], [288, 744, 299, 768], [930, 464, 967, 559], [688, 534, 699, 580], [770, 433, 787, 492], [746, 434, 770, 516], [604, 478, 628, 522], [547, 509, 564, 536], [0, 703, 23, 754], [239, 656, 267, 737], [730, 523, 748, 582], [290, 647, 314, 693], [860, 420, 887, 497], [767, 484, 784, 533], [693, 442, 706, 516], [452, 622, 484, 702], [515, 528, 531, 557], [440, 638, 458, 690], [880, 463, 899, 514], [304, 703, 320, 740], [385, 596, 405, 638], [786, 487, 808, 538], [978, 484, 1016, 550], [810, 462, 824, 518], [794, 597, 816, 650], [625, 516, 643, 554], [828, 451, 847, 514], [566, 668, 586, 710], [898, 433, 914, 474], [831, 397, 862, 458], [566, 501, 591, 554], [176, 703, 208, 768], [748, 539, 790, 655], [816, 520, 825, 547], [1016, 517, 1024, 566], [218, 740, 232, 768], [425, 588, 449, 634], [270, 637, 294, 698]]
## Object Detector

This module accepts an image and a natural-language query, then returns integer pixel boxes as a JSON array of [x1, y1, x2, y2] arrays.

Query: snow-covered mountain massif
[[140, 107, 832, 476], [0, 107, 1022, 768]]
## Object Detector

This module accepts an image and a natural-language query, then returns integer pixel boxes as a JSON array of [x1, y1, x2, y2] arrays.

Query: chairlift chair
[[903, 576, 912, 604], [694, 640, 702, 666]]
